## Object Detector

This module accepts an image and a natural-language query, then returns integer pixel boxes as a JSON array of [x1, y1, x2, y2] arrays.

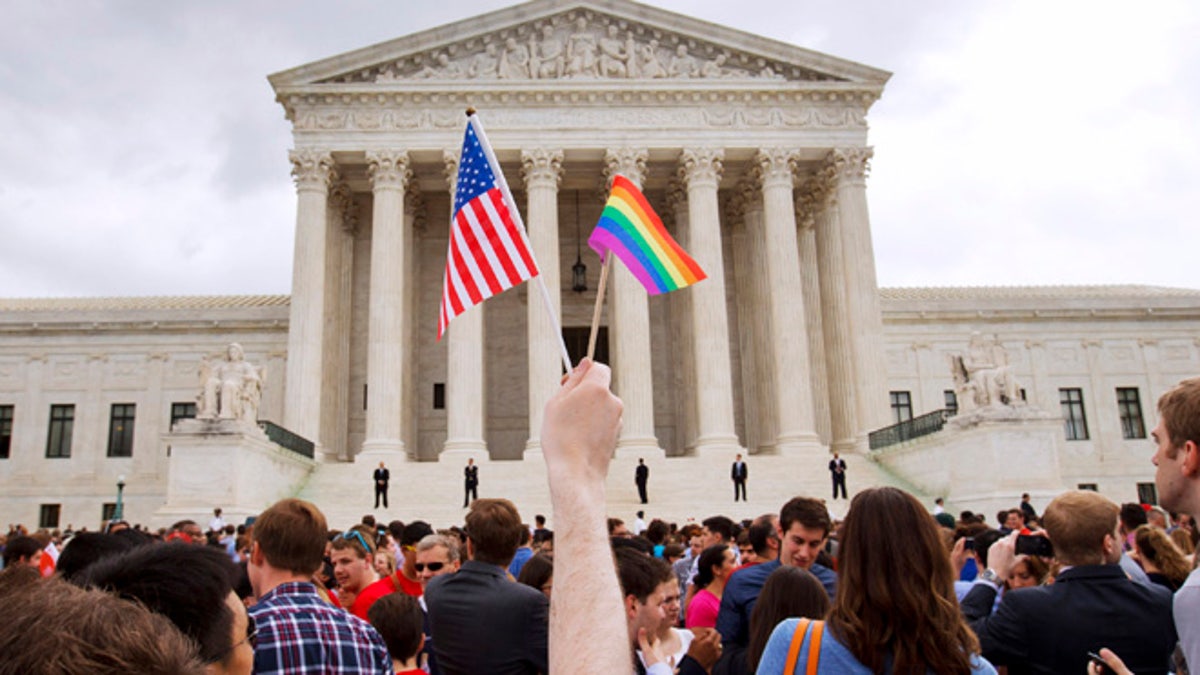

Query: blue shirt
[[508, 547, 534, 577], [758, 618, 996, 674], [716, 559, 837, 649], [248, 581, 393, 675]]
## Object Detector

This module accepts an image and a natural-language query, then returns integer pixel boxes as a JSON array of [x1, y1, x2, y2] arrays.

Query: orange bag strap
[[805, 621, 824, 675], [783, 618, 811, 674]]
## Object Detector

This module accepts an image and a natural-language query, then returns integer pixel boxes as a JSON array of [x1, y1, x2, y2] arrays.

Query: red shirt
[[348, 572, 422, 620]]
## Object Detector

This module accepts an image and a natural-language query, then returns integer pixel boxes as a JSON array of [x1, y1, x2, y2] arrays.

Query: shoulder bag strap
[[804, 621, 824, 675], [783, 618, 811, 674]]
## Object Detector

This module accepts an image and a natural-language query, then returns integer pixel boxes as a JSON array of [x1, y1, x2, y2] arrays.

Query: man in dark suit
[[731, 454, 748, 502], [961, 490, 1176, 674], [463, 458, 478, 508], [635, 458, 649, 504], [828, 452, 847, 499], [425, 498, 548, 674], [373, 461, 390, 509]]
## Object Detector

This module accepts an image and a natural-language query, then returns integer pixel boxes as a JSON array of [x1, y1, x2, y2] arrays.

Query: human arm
[[1087, 648, 1132, 675], [540, 359, 628, 674]]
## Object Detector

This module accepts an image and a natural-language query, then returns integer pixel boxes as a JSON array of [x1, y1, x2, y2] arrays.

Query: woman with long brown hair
[[1131, 524, 1190, 591], [756, 487, 995, 674]]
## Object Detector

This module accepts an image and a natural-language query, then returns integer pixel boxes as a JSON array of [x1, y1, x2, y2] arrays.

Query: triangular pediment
[[269, 0, 889, 91]]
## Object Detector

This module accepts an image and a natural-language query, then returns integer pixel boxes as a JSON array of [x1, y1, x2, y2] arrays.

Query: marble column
[[666, 182, 697, 454], [361, 150, 410, 459], [521, 148, 564, 458], [324, 182, 356, 461], [441, 151, 488, 460], [402, 182, 423, 457], [807, 172, 858, 453], [603, 148, 664, 459], [795, 193, 831, 446], [730, 182, 775, 453], [284, 149, 336, 447], [755, 149, 821, 455], [678, 148, 740, 456], [829, 148, 891, 440]]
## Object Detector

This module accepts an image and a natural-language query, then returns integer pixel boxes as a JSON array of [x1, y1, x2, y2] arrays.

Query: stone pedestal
[[159, 420, 315, 523]]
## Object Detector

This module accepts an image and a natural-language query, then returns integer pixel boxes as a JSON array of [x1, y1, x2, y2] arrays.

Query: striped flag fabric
[[588, 175, 706, 294], [438, 118, 539, 339]]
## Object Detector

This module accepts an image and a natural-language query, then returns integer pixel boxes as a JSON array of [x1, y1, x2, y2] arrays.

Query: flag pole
[[586, 254, 611, 362], [467, 109, 574, 374]]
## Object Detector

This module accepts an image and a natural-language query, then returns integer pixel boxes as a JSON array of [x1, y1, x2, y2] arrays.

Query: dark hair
[[56, 533, 135, 582], [748, 514, 779, 556], [535, 514, 546, 526], [702, 515, 736, 542], [368, 593, 424, 663], [693, 544, 729, 590], [829, 487, 979, 674], [972, 529, 1005, 568], [517, 553, 554, 593], [607, 517, 626, 535], [779, 497, 831, 537], [615, 547, 672, 603], [465, 498, 524, 566], [746, 567, 830, 672], [662, 543, 685, 560], [1120, 503, 1148, 530], [387, 520, 406, 541], [645, 519, 670, 545], [517, 525, 532, 546], [401, 520, 434, 548], [253, 498, 328, 575], [2, 536, 42, 568], [81, 543, 238, 665]]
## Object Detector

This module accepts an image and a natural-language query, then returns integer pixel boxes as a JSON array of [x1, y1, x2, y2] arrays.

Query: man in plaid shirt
[[247, 498, 392, 674]]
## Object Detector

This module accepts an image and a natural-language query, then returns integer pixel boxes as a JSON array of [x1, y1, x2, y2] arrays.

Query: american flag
[[439, 118, 539, 339]]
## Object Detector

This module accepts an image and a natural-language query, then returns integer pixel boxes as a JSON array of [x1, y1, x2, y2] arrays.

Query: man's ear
[[1183, 441, 1200, 477], [624, 594, 638, 621], [249, 541, 265, 566]]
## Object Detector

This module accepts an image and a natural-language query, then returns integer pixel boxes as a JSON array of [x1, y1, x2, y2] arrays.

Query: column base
[[359, 439, 407, 464], [615, 436, 667, 460], [441, 440, 489, 463], [691, 434, 744, 459], [773, 433, 826, 458], [522, 439, 543, 462], [829, 437, 859, 455]]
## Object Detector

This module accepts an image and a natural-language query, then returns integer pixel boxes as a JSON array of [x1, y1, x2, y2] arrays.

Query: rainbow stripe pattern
[[588, 175, 706, 295]]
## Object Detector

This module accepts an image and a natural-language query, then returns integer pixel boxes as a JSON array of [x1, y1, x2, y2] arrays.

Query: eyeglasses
[[218, 615, 257, 660], [339, 530, 373, 555], [414, 562, 446, 573]]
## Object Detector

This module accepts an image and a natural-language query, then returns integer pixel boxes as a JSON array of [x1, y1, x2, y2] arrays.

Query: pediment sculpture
[[196, 343, 265, 424], [324, 12, 839, 85]]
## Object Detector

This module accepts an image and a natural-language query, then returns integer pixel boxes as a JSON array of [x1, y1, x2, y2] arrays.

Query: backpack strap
[[783, 618, 811, 674], [805, 621, 824, 675]]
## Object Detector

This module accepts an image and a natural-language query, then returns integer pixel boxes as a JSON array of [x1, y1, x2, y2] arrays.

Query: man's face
[[415, 545, 459, 589], [1153, 419, 1192, 514], [628, 587, 668, 644], [779, 521, 827, 569], [689, 536, 703, 557], [739, 543, 757, 563], [1005, 511, 1024, 531], [701, 527, 722, 548], [612, 524, 632, 538], [222, 590, 255, 675], [655, 579, 681, 636], [331, 548, 375, 594]]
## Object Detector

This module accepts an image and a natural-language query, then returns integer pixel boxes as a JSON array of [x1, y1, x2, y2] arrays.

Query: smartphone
[[1016, 534, 1054, 557], [1087, 651, 1115, 675], [963, 537, 975, 551]]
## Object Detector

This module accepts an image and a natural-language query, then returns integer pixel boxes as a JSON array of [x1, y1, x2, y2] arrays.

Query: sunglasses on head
[[339, 530, 372, 555], [414, 562, 445, 572]]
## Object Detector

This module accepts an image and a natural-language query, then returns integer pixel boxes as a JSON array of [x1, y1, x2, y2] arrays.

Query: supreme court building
[[2, 0, 1198, 528]]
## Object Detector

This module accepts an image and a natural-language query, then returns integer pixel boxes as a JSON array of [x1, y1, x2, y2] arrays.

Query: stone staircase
[[294, 450, 927, 531]]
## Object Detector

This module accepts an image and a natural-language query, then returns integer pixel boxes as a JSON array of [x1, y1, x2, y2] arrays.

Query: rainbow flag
[[588, 175, 706, 295]]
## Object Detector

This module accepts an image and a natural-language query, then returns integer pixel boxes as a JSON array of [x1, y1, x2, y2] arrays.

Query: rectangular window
[[943, 390, 958, 417], [46, 404, 74, 458], [1137, 483, 1159, 505], [433, 383, 445, 410], [107, 403, 136, 457], [889, 391, 913, 424], [1060, 388, 1089, 440], [1078, 483, 1099, 492], [170, 402, 196, 428], [1117, 388, 1146, 440], [39, 504, 61, 529], [0, 405, 12, 459]]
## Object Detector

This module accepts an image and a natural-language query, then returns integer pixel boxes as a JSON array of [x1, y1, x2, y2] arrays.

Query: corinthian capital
[[289, 149, 336, 192], [753, 148, 798, 189], [442, 149, 460, 197], [603, 147, 649, 188], [826, 147, 874, 184], [330, 181, 359, 235], [677, 148, 724, 189], [520, 148, 564, 189], [366, 149, 411, 191]]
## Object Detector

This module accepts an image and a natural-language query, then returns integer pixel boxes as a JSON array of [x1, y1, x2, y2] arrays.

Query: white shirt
[[208, 516, 226, 532], [633, 517, 647, 535], [1176, 566, 1200, 670]]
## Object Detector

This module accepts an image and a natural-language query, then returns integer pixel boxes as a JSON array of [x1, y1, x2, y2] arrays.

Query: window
[[943, 390, 958, 417], [1078, 483, 1099, 492], [1116, 388, 1146, 440], [1059, 388, 1089, 441], [1137, 483, 1159, 505], [46, 404, 74, 458], [107, 403, 136, 457], [102, 503, 117, 522], [0, 405, 12, 459], [170, 402, 196, 428], [39, 504, 61, 529], [433, 383, 445, 410], [890, 391, 913, 424]]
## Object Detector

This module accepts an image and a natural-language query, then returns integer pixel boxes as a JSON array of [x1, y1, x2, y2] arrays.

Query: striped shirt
[[249, 581, 393, 675]]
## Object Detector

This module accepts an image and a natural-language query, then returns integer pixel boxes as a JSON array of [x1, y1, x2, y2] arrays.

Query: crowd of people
[[2, 366, 1200, 675]]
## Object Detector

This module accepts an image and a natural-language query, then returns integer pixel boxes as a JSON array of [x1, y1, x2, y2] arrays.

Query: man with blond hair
[[1153, 376, 1200, 669], [962, 489, 1175, 674], [247, 499, 391, 674]]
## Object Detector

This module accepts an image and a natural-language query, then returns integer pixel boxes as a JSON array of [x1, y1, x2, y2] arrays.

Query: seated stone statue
[[197, 343, 264, 422], [953, 333, 1020, 409]]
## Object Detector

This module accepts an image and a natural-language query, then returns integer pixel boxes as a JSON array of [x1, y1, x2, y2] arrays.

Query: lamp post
[[114, 474, 126, 522], [571, 191, 588, 293]]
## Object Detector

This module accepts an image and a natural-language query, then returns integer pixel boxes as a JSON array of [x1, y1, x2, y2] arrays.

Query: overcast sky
[[1, 0, 1196, 298]]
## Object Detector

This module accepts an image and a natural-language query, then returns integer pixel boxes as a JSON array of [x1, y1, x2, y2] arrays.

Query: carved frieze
[[318, 11, 840, 85]]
